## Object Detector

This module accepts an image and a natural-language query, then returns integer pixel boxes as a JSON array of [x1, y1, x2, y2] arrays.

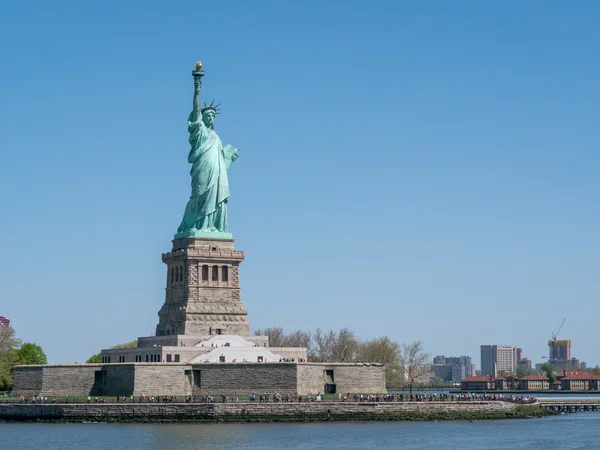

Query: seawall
[[0, 401, 548, 423]]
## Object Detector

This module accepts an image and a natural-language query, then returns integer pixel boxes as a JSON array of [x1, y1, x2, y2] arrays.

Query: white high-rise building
[[495, 345, 519, 374], [480, 345, 520, 376]]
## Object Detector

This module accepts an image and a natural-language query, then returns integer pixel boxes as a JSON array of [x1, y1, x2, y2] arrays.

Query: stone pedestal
[[156, 237, 250, 337]]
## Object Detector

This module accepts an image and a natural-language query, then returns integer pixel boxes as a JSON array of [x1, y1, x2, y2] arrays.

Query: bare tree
[[283, 330, 311, 348], [399, 341, 431, 394], [309, 328, 336, 362], [330, 328, 359, 362], [254, 328, 311, 348], [254, 327, 285, 347]]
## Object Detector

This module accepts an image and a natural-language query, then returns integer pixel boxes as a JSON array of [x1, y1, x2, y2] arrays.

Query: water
[[2, 413, 600, 450]]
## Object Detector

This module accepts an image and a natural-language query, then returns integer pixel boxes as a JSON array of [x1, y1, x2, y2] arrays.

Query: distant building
[[516, 347, 523, 362], [452, 365, 468, 383], [518, 358, 532, 369], [552, 358, 581, 372], [432, 355, 472, 383], [480, 345, 519, 376], [432, 365, 452, 381], [401, 365, 433, 384], [480, 345, 495, 377], [433, 355, 446, 366], [549, 339, 571, 361], [546, 340, 587, 372]]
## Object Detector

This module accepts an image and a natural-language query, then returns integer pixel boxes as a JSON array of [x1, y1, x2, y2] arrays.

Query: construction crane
[[552, 319, 566, 342], [547, 318, 567, 362]]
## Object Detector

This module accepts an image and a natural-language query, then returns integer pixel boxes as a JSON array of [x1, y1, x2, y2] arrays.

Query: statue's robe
[[178, 112, 238, 233]]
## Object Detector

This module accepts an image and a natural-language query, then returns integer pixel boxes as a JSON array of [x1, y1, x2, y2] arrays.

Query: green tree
[[0, 327, 21, 390], [16, 343, 48, 365], [516, 365, 533, 378], [86, 353, 101, 363], [110, 340, 138, 350], [358, 336, 402, 388], [86, 340, 138, 364], [541, 362, 557, 384], [585, 366, 600, 376], [497, 370, 509, 377]]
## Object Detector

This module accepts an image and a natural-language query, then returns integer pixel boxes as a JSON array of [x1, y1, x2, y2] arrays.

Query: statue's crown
[[201, 100, 222, 115]]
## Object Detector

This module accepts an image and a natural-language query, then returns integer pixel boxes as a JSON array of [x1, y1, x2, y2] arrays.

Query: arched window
[[212, 265, 218, 281], [222, 266, 229, 282], [180, 265, 185, 282], [174, 266, 179, 283], [170, 267, 175, 284], [202, 265, 208, 281]]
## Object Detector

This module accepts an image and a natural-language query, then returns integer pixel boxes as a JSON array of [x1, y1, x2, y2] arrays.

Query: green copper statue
[[175, 62, 239, 240]]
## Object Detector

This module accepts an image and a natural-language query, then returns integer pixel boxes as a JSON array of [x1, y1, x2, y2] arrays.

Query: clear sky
[[1, 1, 598, 368]]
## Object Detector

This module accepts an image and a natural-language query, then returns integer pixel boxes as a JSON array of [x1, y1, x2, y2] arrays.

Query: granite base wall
[[134, 364, 192, 397], [193, 364, 297, 394], [12, 366, 44, 396], [13, 365, 102, 397], [296, 364, 386, 395], [102, 364, 136, 397], [0, 401, 535, 423], [12, 363, 385, 397]]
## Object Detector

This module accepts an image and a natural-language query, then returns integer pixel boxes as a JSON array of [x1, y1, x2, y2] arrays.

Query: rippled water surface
[[3, 413, 600, 449]]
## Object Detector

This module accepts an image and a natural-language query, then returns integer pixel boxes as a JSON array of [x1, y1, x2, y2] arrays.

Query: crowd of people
[[455, 393, 537, 404], [14, 392, 536, 404], [352, 393, 536, 403]]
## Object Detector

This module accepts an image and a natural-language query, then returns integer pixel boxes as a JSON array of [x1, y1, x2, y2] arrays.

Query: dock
[[539, 399, 600, 413]]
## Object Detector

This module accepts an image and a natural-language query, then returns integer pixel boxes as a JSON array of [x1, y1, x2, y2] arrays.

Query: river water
[[2, 413, 599, 450]]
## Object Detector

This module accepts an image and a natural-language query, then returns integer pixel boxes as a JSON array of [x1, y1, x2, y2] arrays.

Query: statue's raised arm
[[191, 62, 204, 123]]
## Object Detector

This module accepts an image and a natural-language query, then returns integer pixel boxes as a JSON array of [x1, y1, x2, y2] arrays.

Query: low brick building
[[518, 375, 549, 391], [493, 377, 508, 390], [460, 376, 493, 391], [560, 371, 598, 391]]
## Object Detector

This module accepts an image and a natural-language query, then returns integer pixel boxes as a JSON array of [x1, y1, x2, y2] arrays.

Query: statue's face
[[203, 110, 215, 128]]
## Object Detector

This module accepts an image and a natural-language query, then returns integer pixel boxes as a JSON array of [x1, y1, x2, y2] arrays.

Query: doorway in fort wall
[[91, 370, 106, 396], [186, 369, 202, 394], [324, 369, 336, 394]]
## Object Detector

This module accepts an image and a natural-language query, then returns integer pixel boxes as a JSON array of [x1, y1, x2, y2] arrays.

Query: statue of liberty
[[175, 62, 239, 239]]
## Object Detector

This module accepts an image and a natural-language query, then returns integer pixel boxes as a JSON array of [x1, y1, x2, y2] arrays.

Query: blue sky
[[0, 1, 598, 368]]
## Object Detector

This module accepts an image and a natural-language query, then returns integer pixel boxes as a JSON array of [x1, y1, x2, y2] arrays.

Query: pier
[[539, 399, 600, 413]]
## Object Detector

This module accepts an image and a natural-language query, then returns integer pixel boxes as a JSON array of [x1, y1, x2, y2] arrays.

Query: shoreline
[[0, 402, 553, 423]]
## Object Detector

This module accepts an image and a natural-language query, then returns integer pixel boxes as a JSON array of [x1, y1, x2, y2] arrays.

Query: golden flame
[[195, 61, 203, 70]]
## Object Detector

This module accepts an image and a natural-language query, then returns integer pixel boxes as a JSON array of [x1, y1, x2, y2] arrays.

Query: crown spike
[[201, 99, 223, 115]]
